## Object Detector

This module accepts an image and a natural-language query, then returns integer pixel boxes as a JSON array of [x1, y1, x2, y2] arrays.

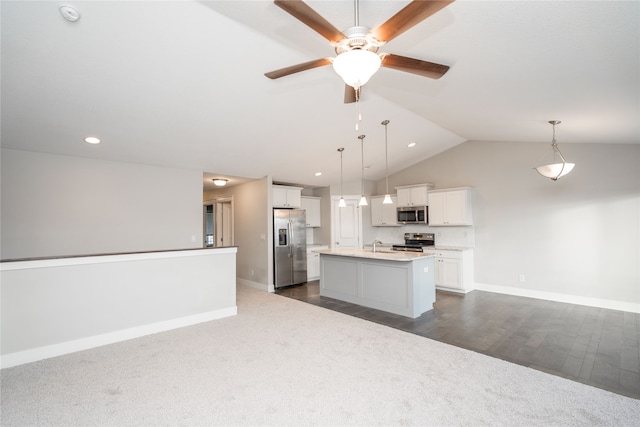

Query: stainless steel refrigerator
[[274, 208, 307, 289]]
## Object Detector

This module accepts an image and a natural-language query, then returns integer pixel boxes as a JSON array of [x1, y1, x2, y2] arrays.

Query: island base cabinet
[[319, 254, 435, 318]]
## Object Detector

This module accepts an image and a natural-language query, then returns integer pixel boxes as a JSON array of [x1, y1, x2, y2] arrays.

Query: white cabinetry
[[307, 245, 328, 281], [273, 185, 302, 208], [301, 196, 321, 227], [396, 184, 430, 207], [370, 195, 399, 226], [434, 248, 474, 293], [428, 188, 473, 226]]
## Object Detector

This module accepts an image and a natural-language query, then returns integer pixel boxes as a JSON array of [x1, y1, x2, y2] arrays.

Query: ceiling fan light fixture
[[212, 178, 228, 186], [332, 49, 381, 89]]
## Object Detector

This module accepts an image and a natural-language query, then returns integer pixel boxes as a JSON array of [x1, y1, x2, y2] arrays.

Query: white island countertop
[[314, 248, 434, 262]]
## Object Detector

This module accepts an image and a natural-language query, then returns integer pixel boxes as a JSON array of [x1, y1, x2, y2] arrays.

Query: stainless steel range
[[392, 233, 435, 252]]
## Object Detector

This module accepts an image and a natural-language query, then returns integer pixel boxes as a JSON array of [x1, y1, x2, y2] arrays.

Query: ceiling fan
[[264, 0, 454, 103]]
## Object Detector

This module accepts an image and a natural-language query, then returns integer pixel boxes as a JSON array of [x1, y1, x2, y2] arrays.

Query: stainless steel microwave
[[397, 206, 428, 224]]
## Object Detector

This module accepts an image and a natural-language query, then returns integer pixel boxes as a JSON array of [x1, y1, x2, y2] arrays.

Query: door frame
[[215, 196, 234, 247]]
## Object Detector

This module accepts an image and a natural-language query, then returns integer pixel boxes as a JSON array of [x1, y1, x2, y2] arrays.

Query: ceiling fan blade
[[274, 0, 345, 43], [372, 0, 455, 43], [381, 53, 449, 79], [265, 58, 332, 79], [344, 85, 357, 104]]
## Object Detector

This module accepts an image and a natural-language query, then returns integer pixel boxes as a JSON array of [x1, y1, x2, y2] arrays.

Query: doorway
[[203, 197, 234, 247], [216, 198, 234, 247]]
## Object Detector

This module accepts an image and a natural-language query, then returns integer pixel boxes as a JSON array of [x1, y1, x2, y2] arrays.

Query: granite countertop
[[432, 246, 473, 251], [314, 248, 434, 262]]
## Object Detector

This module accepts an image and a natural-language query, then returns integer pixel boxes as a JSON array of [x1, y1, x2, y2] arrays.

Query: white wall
[[1, 248, 237, 368], [1, 149, 203, 259], [373, 141, 640, 311]]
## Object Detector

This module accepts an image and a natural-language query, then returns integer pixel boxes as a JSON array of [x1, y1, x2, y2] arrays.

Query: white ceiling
[[2, 1, 638, 191]]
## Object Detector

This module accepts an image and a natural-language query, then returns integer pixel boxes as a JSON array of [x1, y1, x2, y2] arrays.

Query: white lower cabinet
[[434, 248, 474, 293], [307, 245, 328, 281]]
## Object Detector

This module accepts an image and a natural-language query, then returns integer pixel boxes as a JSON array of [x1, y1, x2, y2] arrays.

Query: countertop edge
[[315, 248, 434, 262]]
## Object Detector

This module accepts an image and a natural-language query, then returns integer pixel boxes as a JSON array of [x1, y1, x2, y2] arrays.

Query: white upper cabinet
[[396, 184, 429, 207], [428, 188, 473, 226], [273, 185, 302, 208], [301, 196, 321, 227], [370, 195, 399, 226]]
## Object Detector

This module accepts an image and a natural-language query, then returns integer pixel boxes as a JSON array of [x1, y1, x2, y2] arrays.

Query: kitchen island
[[315, 248, 435, 318]]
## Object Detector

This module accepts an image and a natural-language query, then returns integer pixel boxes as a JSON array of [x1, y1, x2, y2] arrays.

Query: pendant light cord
[[382, 120, 390, 194], [338, 147, 345, 199]]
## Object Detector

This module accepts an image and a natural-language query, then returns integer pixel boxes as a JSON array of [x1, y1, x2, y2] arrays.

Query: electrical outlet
[[423, 267, 429, 273], [191, 235, 197, 243], [519, 274, 525, 282]]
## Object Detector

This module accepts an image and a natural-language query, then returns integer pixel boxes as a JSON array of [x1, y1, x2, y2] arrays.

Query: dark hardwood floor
[[276, 281, 640, 400]]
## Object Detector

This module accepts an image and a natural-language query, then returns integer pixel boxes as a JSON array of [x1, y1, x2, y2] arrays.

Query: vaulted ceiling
[[2, 1, 638, 190]]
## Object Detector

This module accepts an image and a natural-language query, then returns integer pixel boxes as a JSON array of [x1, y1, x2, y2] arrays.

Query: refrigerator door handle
[[288, 220, 293, 256]]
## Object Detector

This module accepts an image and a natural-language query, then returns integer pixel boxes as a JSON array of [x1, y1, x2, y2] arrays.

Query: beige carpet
[[1, 284, 639, 426]]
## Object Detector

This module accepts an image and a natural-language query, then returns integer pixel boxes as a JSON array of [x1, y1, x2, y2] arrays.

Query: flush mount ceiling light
[[84, 136, 101, 144], [535, 120, 575, 181], [381, 120, 393, 204], [358, 134, 368, 206], [337, 148, 346, 208], [212, 178, 228, 187]]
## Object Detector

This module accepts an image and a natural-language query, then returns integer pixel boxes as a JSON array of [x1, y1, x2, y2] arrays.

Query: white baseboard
[[436, 286, 472, 295], [0, 306, 237, 370], [237, 278, 270, 292], [474, 282, 640, 314]]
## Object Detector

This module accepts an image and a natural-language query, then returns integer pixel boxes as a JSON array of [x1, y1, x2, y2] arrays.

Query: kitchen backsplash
[[369, 225, 475, 248]]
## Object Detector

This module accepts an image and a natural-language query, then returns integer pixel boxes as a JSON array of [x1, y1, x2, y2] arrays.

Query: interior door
[[216, 198, 234, 247], [332, 198, 361, 249]]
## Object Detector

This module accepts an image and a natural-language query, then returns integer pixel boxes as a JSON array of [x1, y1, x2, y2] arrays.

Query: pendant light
[[358, 134, 367, 206], [381, 120, 393, 204], [337, 148, 346, 207], [535, 120, 575, 181]]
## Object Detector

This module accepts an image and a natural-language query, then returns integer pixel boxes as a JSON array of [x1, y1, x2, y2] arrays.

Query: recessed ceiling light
[[84, 136, 101, 144], [408, 142, 416, 148], [315, 172, 322, 176]]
